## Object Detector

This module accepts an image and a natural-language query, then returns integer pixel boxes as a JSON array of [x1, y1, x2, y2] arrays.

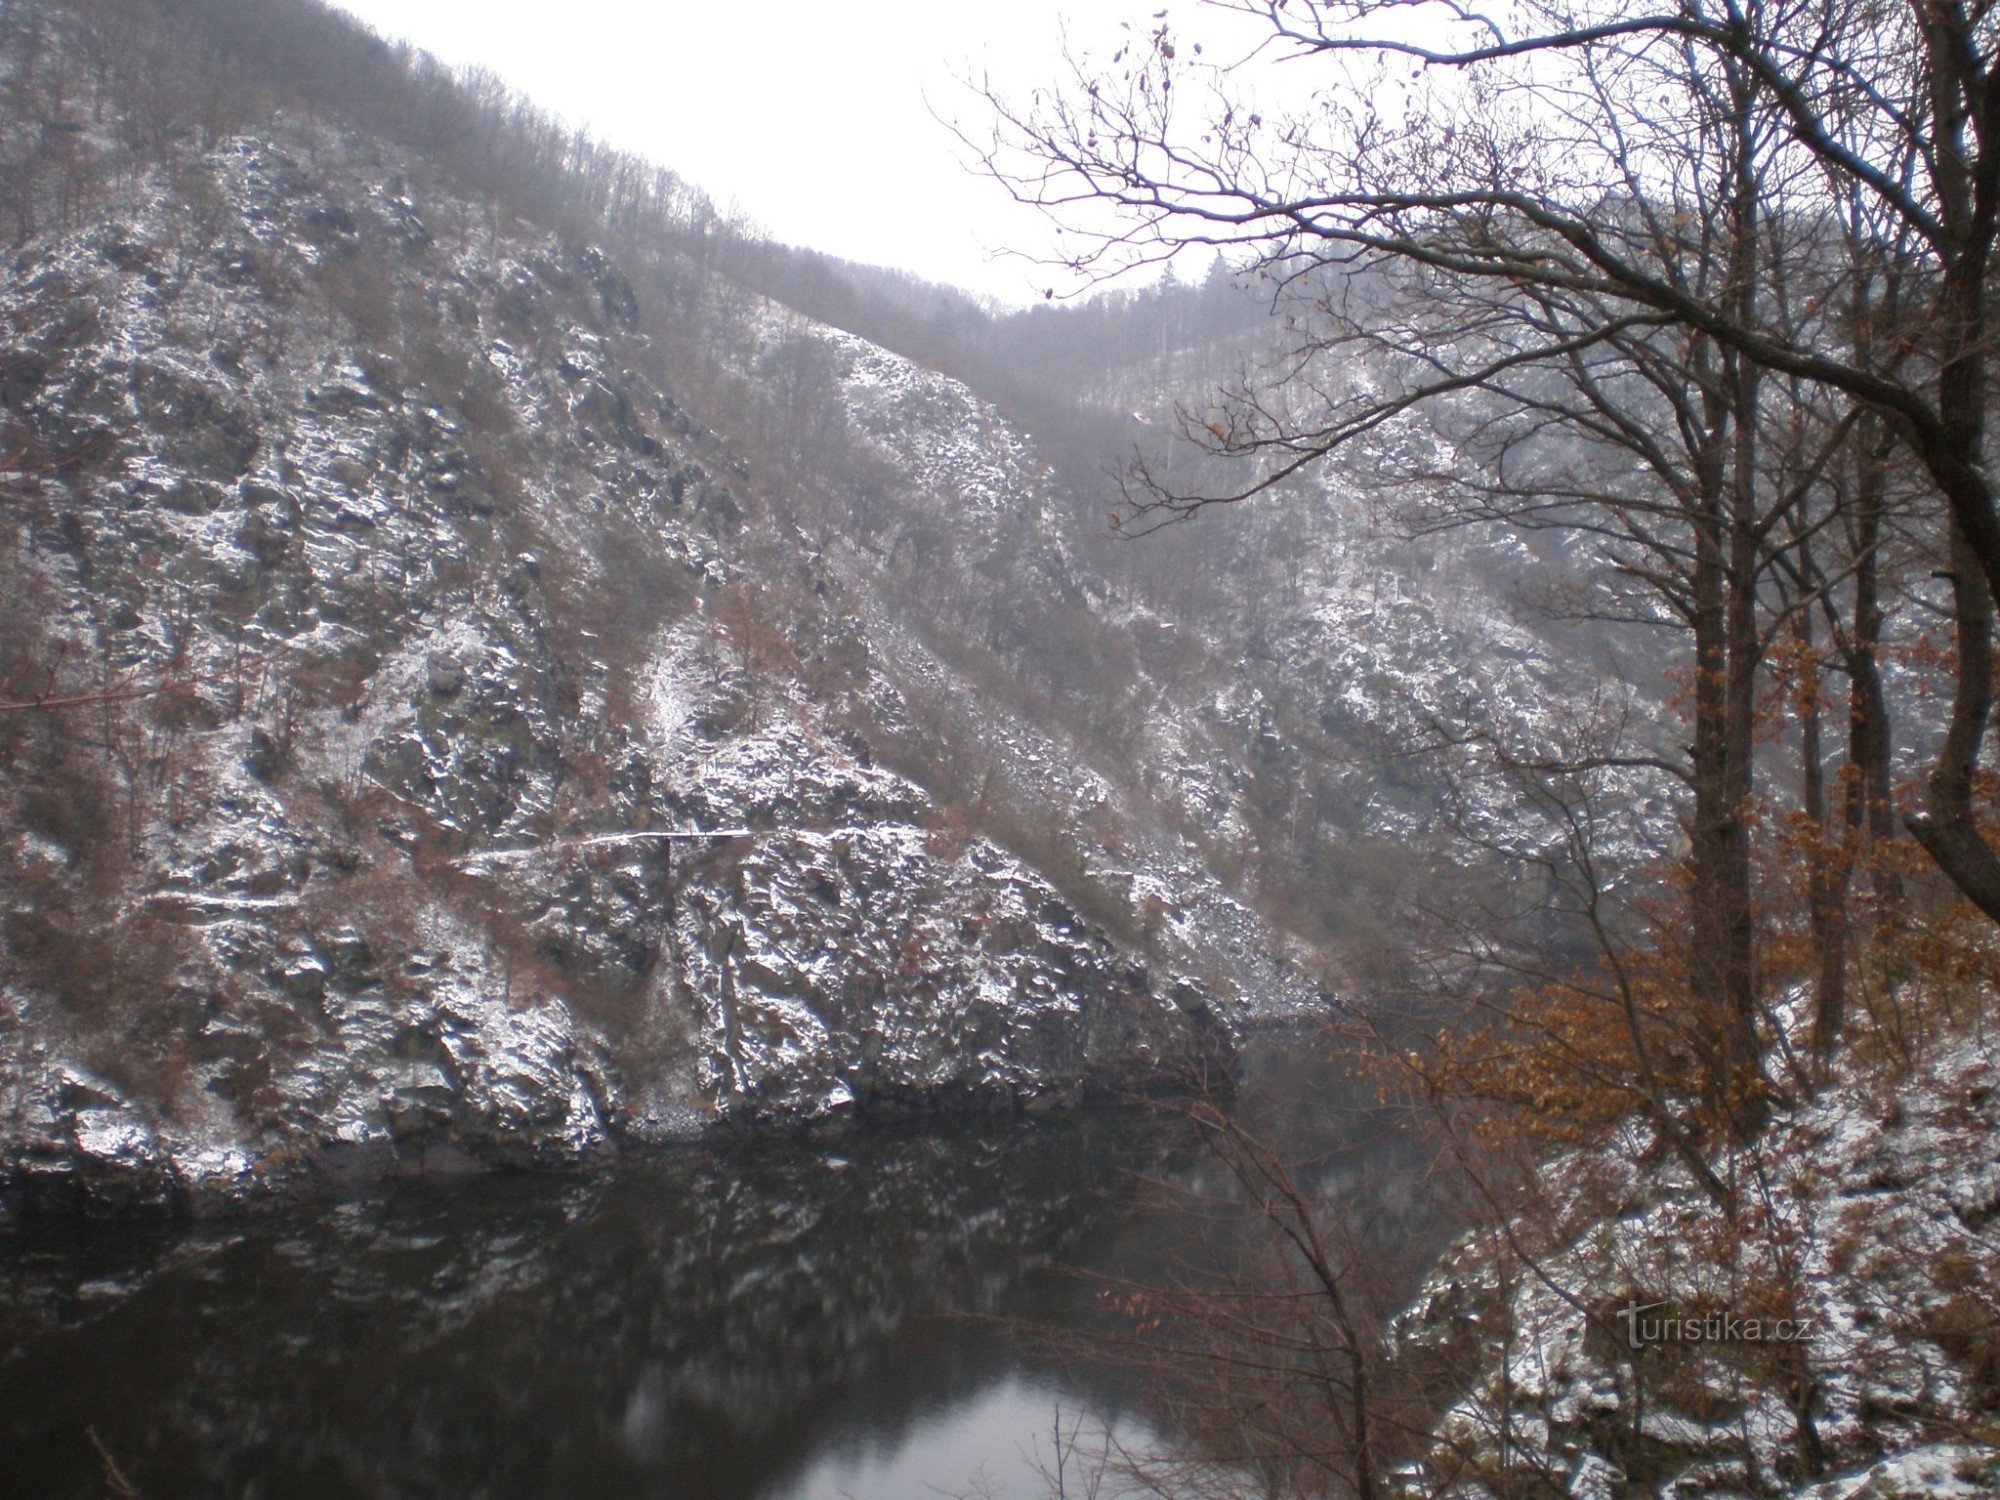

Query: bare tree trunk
[[1909, 520, 2000, 919], [1688, 429, 1737, 1102], [1844, 416, 1901, 927], [1902, 10, 2000, 920], [1688, 326, 1765, 1127], [1688, 492, 1763, 1117], [1721, 339, 1765, 1118], [1796, 609, 1850, 1067]]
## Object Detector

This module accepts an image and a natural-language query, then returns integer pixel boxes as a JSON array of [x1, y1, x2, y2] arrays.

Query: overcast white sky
[[328, 0, 1177, 305]]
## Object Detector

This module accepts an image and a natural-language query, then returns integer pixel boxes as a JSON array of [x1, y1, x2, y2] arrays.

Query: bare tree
[[976, 0, 2000, 927]]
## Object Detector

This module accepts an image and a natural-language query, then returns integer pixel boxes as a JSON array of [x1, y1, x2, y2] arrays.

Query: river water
[[0, 1028, 1443, 1499]]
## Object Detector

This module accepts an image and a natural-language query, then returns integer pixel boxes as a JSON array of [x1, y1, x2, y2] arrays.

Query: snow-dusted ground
[[1396, 1021, 2000, 1497]]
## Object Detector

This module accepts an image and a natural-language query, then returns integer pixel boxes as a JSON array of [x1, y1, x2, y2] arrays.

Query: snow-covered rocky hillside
[[728, 294, 1674, 984], [0, 0, 1664, 1216], [1394, 1024, 2000, 1497], [0, 129, 1223, 1212]]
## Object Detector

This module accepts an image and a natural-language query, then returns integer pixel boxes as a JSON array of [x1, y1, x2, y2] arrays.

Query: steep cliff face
[[724, 299, 1667, 1001], [0, 131, 1217, 1213], [731, 312, 1338, 1017], [0, 0, 1653, 1218]]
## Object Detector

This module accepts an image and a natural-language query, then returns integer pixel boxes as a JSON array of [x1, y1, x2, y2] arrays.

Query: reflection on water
[[2, 1116, 1182, 1499], [0, 1030, 1441, 1500], [786, 1375, 1162, 1500]]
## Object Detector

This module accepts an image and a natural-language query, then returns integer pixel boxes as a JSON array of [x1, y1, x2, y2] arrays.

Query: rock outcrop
[[0, 134, 1219, 1213]]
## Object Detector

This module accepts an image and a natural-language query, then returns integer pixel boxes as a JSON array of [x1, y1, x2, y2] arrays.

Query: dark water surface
[[1, 1032, 1437, 1499]]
